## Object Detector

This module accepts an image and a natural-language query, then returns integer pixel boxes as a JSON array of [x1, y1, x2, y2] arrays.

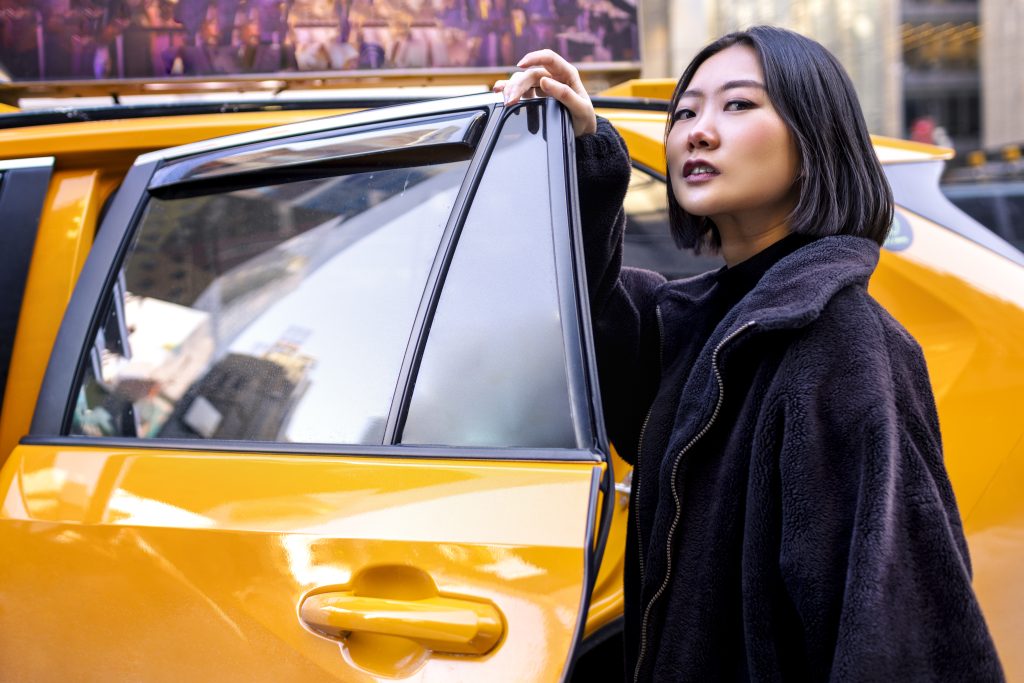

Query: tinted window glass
[[887, 161, 1024, 265], [946, 194, 1001, 236], [401, 104, 577, 448], [943, 181, 1024, 253], [623, 169, 724, 278], [1005, 193, 1024, 249], [71, 142, 472, 444]]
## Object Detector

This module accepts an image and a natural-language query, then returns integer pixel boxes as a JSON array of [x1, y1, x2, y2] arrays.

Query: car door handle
[[299, 592, 504, 655]]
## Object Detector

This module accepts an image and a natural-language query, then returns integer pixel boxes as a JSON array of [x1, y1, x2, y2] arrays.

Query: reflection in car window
[[942, 181, 1024, 253], [623, 169, 724, 278], [71, 150, 472, 444], [401, 104, 577, 448]]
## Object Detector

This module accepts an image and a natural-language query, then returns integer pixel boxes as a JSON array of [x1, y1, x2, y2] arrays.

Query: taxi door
[[0, 95, 612, 682]]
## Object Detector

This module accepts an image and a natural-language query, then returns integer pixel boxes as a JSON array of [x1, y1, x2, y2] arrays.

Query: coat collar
[[656, 235, 881, 466], [662, 235, 880, 336]]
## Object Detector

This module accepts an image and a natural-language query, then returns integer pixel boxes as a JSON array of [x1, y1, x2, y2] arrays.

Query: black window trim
[[31, 158, 161, 436], [28, 97, 603, 463], [147, 110, 488, 199], [381, 103, 504, 445], [546, 99, 600, 453], [134, 92, 505, 166], [0, 156, 55, 417]]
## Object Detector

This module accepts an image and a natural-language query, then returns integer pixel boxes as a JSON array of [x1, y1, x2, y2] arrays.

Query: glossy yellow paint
[[300, 591, 503, 654], [582, 446, 629, 636], [0, 169, 118, 461], [965, 434, 1024, 682], [0, 444, 600, 681], [0, 110, 348, 168], [870, 209, 1024, 521], [600, 78, 677, 100]]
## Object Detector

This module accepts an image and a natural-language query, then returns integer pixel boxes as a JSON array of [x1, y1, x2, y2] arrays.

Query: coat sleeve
[[771, 297, 1004, 682], [575, 117, 665, 465]]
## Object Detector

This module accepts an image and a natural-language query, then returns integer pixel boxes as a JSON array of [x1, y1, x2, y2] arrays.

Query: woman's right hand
[[493, 49, 597, 138]]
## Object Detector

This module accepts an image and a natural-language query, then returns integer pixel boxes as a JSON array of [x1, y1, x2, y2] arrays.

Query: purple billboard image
[[0, 0, 638, 81]]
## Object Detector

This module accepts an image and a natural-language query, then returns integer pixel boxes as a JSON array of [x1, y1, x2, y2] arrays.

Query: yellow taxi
[[0, 83, 1021, 681]]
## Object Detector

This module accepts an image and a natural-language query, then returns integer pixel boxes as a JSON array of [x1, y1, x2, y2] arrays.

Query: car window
[[400, 104, 579, 449], [1006, 192, 1024, 249], [885, 161, 1024, 265], [69, 126, 474, 445], [942, 180, 1024, 253], [622, 168, 724, 278]]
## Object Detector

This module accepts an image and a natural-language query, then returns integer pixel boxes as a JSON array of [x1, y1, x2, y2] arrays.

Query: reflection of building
[[158, 340, 314, 441]]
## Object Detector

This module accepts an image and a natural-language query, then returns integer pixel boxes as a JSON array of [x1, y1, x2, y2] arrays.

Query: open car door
[[0, 95, 612, 682]]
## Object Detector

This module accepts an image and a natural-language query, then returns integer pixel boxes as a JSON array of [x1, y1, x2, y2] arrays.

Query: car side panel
[[0, 444, 600, 682], [869, 209, 1024, 517]]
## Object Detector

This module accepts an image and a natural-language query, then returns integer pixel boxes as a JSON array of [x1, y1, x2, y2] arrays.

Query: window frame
[[29, 95, 604, 463], [0, 156, 55, 416]]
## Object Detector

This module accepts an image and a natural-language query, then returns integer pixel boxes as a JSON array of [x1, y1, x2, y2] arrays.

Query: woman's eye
[[724, 99, 754, 111], [672, 108, 695, 122]]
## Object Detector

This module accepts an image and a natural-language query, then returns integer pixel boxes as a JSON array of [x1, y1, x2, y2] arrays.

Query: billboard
[[0, 0, 638, 82]]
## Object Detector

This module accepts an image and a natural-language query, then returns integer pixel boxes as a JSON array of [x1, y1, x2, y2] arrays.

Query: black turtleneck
[[711, 232, 817, 325]]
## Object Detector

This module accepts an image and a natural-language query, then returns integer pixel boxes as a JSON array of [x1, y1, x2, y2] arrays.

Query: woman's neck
[[717, 223, 793, 267]]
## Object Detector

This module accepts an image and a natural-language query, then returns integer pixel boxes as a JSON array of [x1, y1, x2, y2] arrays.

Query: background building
[[901, 1, 980, 155], [639, 0, 1024, 155], [981, 0, 1024, 150], [639, 0, 903, 137]]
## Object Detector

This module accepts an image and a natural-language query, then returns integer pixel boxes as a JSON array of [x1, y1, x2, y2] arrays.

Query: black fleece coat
[[576, 119, 1004, 682]]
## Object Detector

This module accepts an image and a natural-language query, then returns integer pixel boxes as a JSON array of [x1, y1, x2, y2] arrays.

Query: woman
[[496, 26, 1003, 682]]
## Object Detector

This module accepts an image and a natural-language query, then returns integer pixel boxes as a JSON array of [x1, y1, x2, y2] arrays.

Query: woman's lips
[[683, 159, 720, 183]]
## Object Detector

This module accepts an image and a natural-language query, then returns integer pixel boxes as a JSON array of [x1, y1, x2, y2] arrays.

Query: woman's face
[[666, 44, 800, 235]]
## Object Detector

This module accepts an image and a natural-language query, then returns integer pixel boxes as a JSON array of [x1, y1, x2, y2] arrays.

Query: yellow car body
[[0, 87, 1021, 681]]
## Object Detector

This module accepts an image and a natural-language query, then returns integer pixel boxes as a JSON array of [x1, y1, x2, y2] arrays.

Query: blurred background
[[639, 0, 1023, 172]]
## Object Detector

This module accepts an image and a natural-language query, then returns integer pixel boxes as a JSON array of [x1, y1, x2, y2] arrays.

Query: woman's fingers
[[537, 76, 597, 136], [493, 50, 597, 138], [518, 50, 580, 83], [496, 66, 551, 105]]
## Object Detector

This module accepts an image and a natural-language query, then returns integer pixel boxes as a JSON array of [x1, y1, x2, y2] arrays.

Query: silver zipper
[[632, 320, 757, 683], [632, 304, 664, 582]]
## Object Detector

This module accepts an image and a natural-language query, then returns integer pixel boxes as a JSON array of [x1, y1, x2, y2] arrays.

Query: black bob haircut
[[665, 26, 894, 252]]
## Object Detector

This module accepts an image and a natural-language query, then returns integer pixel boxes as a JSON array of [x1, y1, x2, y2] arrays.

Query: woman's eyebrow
[[680, 80, 767, 98]]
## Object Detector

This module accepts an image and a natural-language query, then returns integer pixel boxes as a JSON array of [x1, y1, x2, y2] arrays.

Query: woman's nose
[[687, 117, 718, 150]]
